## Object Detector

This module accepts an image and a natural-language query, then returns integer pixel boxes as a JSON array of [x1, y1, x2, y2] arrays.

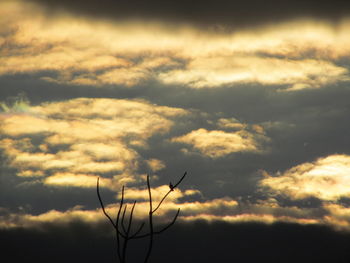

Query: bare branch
[[121, 201, 136, 263], [115, 185, 124, 262], [147, 175, 153, 212], [134, 209, 180, 239], [154, 208, 180, 234], [144, 175, 154, 263], [97, 177, 126, 262], [127, 201, 137, 235], [121, 204, 128, 235], [115, 186, 125, 226], [152, 191, 171, 214], [174, 171, 187, 188], [130, 222, 145, 239], [152, 172, 187, 213], [96, 177, 116, 228]]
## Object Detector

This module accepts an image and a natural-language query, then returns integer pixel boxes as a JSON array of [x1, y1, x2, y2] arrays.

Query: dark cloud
[[30, 0, 350, 28], [1, 220, 350, 262]]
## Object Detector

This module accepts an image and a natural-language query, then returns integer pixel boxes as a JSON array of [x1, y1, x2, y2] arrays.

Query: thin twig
[[154, 208, 180, 234], [144, 175, 154, 263], [97, 177, 126, 262], [127, 201, 137, 234], [121, 204, 128, 234], [134, 209, 180, 239], [121, 201, 136, 263], [115, 186, 125, 225], [130, 222, 145, 239], [152, 172, 187, 213], [174, 171, 187, 188], [152, 191, 171, 214]]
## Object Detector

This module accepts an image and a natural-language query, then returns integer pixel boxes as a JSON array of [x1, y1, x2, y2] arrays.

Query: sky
[[1, 0, 350, 262]]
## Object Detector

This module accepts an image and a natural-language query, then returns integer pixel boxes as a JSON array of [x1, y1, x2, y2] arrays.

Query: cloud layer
[[1, 1, 350, 91]]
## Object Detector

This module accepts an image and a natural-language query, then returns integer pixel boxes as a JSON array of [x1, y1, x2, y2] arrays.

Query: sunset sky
[[1, 0, 350, 262]]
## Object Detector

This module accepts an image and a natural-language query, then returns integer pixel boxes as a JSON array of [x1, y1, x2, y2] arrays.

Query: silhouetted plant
[[97, 172, 187, 263]]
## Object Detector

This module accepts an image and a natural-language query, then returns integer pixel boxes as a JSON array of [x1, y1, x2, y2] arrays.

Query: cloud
[[44, 173, 110, 188], [17, 170, 45, 177], [0, 93, 30, 114], [0, 97, 187, 189], [119, 185, 200, 203], [146, 159, 166, 172], [160, 57, 348, 89], [0, 197, 237, 229], [177, 197, 323, 226], [0, 206, 103, 229], [217, 118, 246, 130], [1, 185, 349, 230], [322, 204, 350, 228], [171, 127, 267, 158], [0, 196, 328, 230], [1, 1, 350, 91], [179, 214, 320, 226], [260, 154, 350, 201]]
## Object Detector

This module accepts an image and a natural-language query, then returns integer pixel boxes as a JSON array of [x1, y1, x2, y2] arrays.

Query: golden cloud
[[322, 204, 350, 229], [160, 57, 348, 89], [120, 185, 200, 202], [2, 178, 350, 230], [17, 170, 45, 177], [0, 196, 237, 229], [260, 154, 350, 201], [217, 118, 246, 130], [44, 173, 103, 188], [0, 1, 349, 90], [0, 97, 187, 189], [146, 159, 166, 172], [1, 181, 349, 230], [0, 207, 103, 229], [171, 128, 267, 158], [0, 196, 326, 230], [179, 214, 320, 226]]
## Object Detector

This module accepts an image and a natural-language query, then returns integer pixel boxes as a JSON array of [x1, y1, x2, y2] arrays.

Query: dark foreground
[[1, 220, 350, 263]]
